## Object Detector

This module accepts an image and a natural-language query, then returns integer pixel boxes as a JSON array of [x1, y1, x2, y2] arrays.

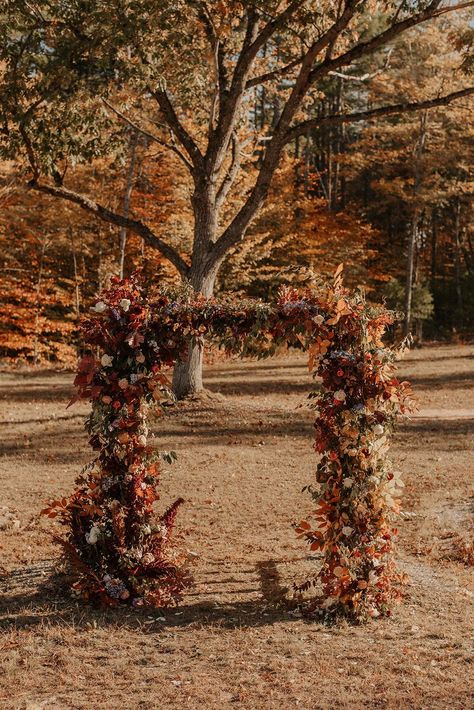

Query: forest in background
[[1, 10, 473, 365]]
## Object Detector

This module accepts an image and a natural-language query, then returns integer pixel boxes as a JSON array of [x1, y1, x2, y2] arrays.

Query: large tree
[[1, 0, 473, 395]]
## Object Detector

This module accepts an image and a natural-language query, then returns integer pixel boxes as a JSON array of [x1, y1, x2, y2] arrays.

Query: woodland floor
[[0, 345, 473, 710]]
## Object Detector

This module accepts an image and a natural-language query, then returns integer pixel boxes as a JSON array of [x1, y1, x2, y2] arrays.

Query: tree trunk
[[71, 240, 81, 319], [172, 183, 219, 399], [32, 236, 48, 365], [405, 112, 427, 337], [171, 267, 217, 399], [404, 215, 418, 336], [119, 130, 139, 279], [453, 198, 464, 326], [430, 209, 437, 293]]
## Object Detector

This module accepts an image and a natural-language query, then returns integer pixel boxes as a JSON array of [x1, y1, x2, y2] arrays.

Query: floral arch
[[43, 269, 414, 622]]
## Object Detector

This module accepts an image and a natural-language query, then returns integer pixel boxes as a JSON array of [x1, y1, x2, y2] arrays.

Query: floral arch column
[[43, 271, 414, 621]]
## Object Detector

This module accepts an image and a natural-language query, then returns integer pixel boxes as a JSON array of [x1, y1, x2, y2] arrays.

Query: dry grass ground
[[0, 345, 473, 710]]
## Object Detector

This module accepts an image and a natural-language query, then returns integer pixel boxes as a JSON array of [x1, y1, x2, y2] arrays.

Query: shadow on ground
[[407, 371, 474, 390], [0, 383, 74, 404], [0, 558, 313, 633]]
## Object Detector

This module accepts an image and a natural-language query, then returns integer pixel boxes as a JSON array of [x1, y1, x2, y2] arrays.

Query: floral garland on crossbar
[[43, 269, 415, 619]]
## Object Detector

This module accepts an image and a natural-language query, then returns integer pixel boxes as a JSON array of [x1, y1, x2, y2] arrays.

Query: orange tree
[[44, 269, 414, 621]]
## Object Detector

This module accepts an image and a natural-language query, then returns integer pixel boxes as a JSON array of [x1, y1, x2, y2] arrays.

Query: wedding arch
[[43, 269, 414, 621]]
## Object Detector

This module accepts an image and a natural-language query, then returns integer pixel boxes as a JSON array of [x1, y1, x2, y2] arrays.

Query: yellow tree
[[219, 154, 380, 295]]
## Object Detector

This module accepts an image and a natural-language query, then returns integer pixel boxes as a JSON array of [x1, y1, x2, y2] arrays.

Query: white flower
[[334, 390, 346, 402], [86, 526, 100, 544], [373, 424, 384, 436], [93, 301, 107, 313], [118, 378, 128, 389], [343, 478, 354, 488], [313, 314, 325, 325], [138, 435, 147, 447], [101, 354, 113, 367], [342, 526, 354, 536], [120, 298, 131, 312]]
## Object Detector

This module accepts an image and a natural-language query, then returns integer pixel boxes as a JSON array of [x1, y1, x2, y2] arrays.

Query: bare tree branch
[[324, 0, 345, 61], [243, 0, 351, 72], [246, 55, 304, 90], [102, 99, 193, 171], [326, 48, 393, 83], [216, 133, 242, 210], [189, 0, 228, 134], [190, 0, 216, 40], [204, 9, 260, 174], [191, 0, 229, 97], [285, 86, 474, 142], [28, 180, 190, 277], [208, 43, 221, 134], [208, 1, 363, 266], [242, 1, 308, 64], [308, 1, 474, 86], [205, 1, 308, 175], [149, 88, 203, 168], [19, 125, 40, 180]]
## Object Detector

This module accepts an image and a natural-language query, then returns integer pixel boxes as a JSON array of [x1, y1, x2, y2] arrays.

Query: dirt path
[[0, 345, 473, 710]]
